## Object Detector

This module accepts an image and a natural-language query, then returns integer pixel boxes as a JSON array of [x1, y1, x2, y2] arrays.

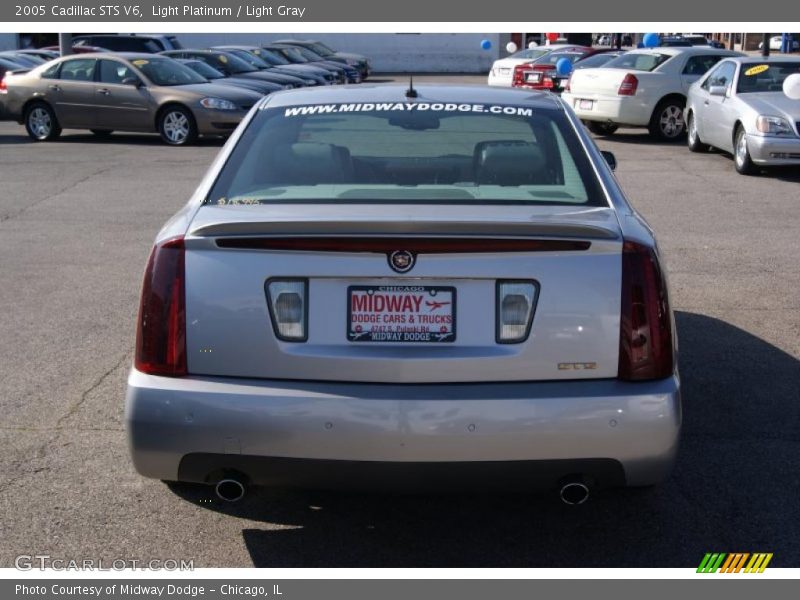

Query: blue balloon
[[481, 39, 492, 50], [643, 33, 660, 48], [556, 57, 573, 76]]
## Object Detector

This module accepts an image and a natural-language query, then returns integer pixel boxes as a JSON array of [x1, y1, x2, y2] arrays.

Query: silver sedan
[[125, 85, 681, 504], [686, 56, 800, 174]]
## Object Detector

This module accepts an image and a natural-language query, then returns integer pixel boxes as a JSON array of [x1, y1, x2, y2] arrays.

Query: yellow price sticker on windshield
[[132, 59, 149, 66], [744, 64, 769, 76]]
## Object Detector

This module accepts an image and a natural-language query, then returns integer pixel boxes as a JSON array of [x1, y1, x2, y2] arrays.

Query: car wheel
[[649, 98, 686, 141], [24, 102, 61, 141], [586, 121, 619, 136], [90, 129, 114, 138], [158, 106, 197, 146], [686, 112, 709, 153], [734, 126, 757, 175]]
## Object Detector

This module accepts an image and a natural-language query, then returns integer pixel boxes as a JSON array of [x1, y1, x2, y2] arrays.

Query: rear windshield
[[603, 52, 672, 72], [737, 62, 800, 93], [509, 48, 550, 61], [207, 103, 606, 207], [574, 53, 621, 69]]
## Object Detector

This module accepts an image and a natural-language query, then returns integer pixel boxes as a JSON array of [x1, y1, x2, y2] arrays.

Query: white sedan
[[562, 47, 742, 140], [759, 36, 799, 51], [488, 44, 584, 87]]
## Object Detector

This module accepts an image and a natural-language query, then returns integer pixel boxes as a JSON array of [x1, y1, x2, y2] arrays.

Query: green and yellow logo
[[697, 553, 773, 573]]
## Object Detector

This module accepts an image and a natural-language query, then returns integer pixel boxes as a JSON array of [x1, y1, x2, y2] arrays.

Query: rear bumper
[[126, 370, 681, 489], [746, 133, 800, 165], [562, 92, 653, 126]]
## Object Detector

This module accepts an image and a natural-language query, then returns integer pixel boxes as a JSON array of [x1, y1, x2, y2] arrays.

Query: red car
[[512, 48, 612, 92]]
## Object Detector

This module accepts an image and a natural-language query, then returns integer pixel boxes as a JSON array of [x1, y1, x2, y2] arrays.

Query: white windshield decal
[[279, 103, 534, 117]]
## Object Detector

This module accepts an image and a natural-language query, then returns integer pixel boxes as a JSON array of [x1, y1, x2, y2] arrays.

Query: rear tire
[[586, 121, 619, 136], [24, 102, 61, 141], [648, 98, 686, 141], [734, 126, 757, 175], [158, 106, 197, 146], [686, 112, 709, 152], [90, 129, 114, 138]]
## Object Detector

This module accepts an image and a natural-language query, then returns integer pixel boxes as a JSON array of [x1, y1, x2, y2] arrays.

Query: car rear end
[[563, 51, 676, 126], [126, 87, 680, 496]]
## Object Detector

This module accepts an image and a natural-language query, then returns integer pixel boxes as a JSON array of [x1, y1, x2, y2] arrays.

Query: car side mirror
[[600, 150, 617, 171], [122, 76, 143, 87], [709, 85, 727, 97]]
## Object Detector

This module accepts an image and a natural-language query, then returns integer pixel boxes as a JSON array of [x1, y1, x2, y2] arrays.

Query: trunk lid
[[568, 68, 635, 96], [183, 204, 623, 383]]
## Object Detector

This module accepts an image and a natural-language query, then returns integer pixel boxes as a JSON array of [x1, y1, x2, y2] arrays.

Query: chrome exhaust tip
[[215, 478, 246, 502], [559, 481, 590, 505]]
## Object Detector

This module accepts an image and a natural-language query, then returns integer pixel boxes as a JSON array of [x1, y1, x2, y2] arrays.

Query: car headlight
[[283, 84, 294, 90], [755, 115, 794, 136], [345, 58, 358, 66], [200, 97, 237, 110]]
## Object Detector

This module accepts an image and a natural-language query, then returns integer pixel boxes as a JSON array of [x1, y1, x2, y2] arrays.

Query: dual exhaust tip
[[559, 480, 590, 505], [214, 478, 246, 502], [212, 476, 590, 504]]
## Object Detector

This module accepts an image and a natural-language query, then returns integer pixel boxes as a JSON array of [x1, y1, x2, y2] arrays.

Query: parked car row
[[0, 35, 373, 145], [562, 47, 743, 140]]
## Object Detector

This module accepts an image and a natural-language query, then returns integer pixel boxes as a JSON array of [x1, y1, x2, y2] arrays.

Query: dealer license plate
[[579, 99, 594, 110], [347, 285, 456, 343], [525, 72, 541, 83]]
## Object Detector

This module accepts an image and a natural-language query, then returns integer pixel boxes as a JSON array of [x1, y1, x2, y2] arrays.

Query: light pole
[[58, 33, 73, 56]]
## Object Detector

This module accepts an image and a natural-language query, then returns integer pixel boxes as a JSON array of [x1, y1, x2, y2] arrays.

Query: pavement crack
[[0, 165, 116, 224], [0, 352, 129, 498], [55, 352, 130, 429]]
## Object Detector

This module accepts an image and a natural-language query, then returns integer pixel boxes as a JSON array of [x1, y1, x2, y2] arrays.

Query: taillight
[[512, 64, 526, 86], [618, 241, 673, 381], [135, 236, 187, 376], [0, 75, 7, 94], [618, 73, 638, 96]]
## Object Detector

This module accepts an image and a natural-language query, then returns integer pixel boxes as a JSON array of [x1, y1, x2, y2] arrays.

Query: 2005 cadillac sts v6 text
[[125, 84, 681, 504]]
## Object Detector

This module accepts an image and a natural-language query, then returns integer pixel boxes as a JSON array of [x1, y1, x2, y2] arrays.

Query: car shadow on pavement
[[0, 130, 226, 147], [167, 311, 800, 567]]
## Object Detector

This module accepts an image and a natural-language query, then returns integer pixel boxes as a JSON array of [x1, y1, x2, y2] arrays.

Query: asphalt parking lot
[[1, 73, 798, 568]]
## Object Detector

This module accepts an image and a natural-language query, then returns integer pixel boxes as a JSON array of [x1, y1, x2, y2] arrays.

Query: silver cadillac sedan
[[126, 85, 681, 504], [685, 56, 800, 174]]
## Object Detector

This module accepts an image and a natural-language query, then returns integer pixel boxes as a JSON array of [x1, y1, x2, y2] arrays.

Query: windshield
[[737, 62, 800, 92], [274, 47, 310, 63], [185, 60, 224, 79], [134, 58, 207, 86], [209, 52, 256, 74], [309, 42, 335, 56], [603, 52, 672, 72], [533, 52, 586, 66], [229, 49, 271, 69], [294, 46, 325, 61], [207, 104, 605, 207], [256, 48, 290, 65], [509, 48, 550, 60]]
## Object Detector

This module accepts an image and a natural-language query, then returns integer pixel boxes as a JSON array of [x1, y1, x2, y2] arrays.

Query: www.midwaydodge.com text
[[15, 5, 307, 18]]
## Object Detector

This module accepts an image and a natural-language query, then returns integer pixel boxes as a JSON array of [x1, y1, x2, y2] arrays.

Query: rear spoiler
[[190, 219, 619, 241]]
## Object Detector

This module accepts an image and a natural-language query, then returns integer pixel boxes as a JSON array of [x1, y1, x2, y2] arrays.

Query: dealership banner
[[1, 0, 792, 22], [3, 579, 799, 600]]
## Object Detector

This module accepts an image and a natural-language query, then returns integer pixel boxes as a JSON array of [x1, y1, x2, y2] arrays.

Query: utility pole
[[58, 33, 72, 56], [761, 32, 770, 57]]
